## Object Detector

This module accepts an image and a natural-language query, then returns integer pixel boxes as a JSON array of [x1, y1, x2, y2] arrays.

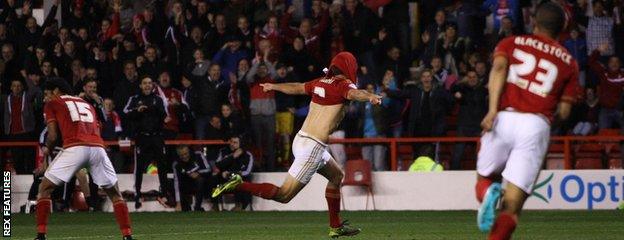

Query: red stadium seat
[[398, 145, 413, 171], [342, 160, 375, 210], [575, 158, 603, 169], [598, 128, 620, 136], [546, 143, 565, 169], [345, 145, 362, 160], [609, 159, 622, 169]]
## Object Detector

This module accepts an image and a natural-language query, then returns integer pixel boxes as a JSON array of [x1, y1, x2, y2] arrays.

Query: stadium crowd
[[0, 0, 623, 180]]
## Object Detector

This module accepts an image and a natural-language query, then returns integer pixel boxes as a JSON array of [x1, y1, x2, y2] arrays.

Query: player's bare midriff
[[300, 101, 346, 143]]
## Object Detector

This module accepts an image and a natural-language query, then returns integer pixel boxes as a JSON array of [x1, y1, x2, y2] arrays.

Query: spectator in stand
[[1, 43, 20, 91], [2, 78, 37, 173], [281, 36, 318, 81], [570, 88, 600, 136], [342, 0, 380, 78], [113, 61, 139, 114], [482, 0, 521, 35], [255, 15, 283, 54], [128, 14, 147, 48], [96, 0, 121, 45], [434, 23, 471, 76], [173, 145, 218, 212], [138, 46, 164, 81], [564, 27, 588, 86], [215, 135, 254, 211], [427, 10, 447, 41], [281, 4, 329, 63], [586, 0, 615, 56], [274, 63, 296, 164], [497, 16, 519, 43], [229, 59, 252, 115], [236, 16, 254, 50], [356, 83, 389, 171], [123, 76, 167, 209], [183, 27, 210, 68], [589, 44, 624, 129], [220, 103, 244, 137], [154, 71, 190, 140], [475, 61, 489, 85], [430, 56, 457, 90], [413, 30, 436, 68], [450, 70, 488, 170], [379, 46, 408, 87], [384, 69, 452, 154], [206, 14, 230, 58], [212, 35, 249, 78], [78, 79, 105, 122], [187, 63, 228, 140], [247, 56, 278, 171], [101, 98, 123, 140], [380, 70, 404, 138], [188, 49, 211, 78]]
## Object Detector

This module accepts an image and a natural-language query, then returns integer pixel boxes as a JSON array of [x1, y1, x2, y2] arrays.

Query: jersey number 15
[[508, 49, 558, 98], [65, 101, 94, 123]]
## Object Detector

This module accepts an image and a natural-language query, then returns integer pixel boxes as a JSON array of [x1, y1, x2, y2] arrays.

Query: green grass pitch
[[9, 210, 624, 239]]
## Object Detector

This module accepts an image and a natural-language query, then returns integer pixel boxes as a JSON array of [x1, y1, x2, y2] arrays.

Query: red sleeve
[[493, 37, 514, 60], [106, 12, 120, 39], [338, 80, 358, 99], [561, 62, 581, 103], [304, 79, 319, 95], [43, 101, 57, 124]]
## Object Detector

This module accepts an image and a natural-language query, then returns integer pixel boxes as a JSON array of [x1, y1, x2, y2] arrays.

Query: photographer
[[123, 76, 167, 209]]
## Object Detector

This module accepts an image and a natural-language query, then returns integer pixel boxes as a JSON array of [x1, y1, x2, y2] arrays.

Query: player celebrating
[[34, 78, 133, 240], [475, 3, 579, 240], [212, 52, 381, 238]]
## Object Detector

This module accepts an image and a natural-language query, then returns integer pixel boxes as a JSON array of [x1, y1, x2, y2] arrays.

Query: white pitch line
[[13, 230, 217, 240]]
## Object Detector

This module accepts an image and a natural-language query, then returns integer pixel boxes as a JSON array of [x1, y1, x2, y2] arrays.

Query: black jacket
[[216, 147, 254, 177], [123, 92, 166, 136], [386, 84, 452, 136], [186, 76, 228, 117], [451, 83, 488, 129]]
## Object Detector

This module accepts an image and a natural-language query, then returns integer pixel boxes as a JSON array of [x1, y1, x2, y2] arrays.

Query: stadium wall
[[10, 170, 624, 212]]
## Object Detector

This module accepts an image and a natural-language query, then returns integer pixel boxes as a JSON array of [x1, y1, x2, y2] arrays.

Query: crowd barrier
[[2, 135, 624, 171]]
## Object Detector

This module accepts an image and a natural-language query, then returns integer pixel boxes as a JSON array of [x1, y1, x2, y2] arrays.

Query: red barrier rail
[[2, 135, 623, 170]]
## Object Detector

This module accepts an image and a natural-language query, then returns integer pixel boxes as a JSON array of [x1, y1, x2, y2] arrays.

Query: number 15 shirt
[[495, 34, 580, 121], [44, 95, 104, 148]]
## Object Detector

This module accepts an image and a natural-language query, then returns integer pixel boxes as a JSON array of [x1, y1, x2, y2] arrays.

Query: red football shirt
[[44, 95, 104, 148], [304, 76, 357, 105], [494, 34, 580, 121]]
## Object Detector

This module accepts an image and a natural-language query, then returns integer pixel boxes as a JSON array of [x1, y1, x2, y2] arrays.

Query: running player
[[212, 52, 382, 238], [34, 78, 133, 240], [475, 3, 580, 240]]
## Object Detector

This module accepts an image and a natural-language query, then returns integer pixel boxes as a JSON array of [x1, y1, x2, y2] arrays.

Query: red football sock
[[236, 182, 279, 199], [36, 198, 52, 234], [113, 200, 132, 236], [488, 213, 517, 240], [476, 178, 494, 203], [325, 188, 342, 228]]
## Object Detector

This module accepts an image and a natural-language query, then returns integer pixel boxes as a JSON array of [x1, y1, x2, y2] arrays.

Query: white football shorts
[[288, 131, 332, 184], [477, 111, 551, 194], [45, 145, 118, 188]]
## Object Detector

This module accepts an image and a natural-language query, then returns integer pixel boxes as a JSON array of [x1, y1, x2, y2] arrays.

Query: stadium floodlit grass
[[10, 210, 624, 239]]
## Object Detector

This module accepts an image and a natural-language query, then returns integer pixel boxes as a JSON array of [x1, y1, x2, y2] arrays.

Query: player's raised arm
[[346, 89, 382, 105], [481, 55, 509, 131], [260, 82, 307, 95]]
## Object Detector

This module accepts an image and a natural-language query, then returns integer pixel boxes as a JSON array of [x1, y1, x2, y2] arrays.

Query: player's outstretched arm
[[481, 55, 508, 132], [346, 89, 382, 105], [260, 82, 307, 95]]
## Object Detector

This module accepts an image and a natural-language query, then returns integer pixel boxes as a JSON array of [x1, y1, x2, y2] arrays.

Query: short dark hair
[[535, 2, 566, 37], [44, 77, 73, 95]]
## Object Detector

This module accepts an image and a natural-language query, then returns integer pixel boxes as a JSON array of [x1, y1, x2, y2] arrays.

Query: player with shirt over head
[[33, 78, 133, 240], [212, 52, 382, 238], [475, 3, 580, 240]]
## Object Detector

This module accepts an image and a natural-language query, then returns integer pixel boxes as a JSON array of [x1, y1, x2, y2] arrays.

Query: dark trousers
[[177, 174, 218, 211], [251, 114, 276, 171], [451, 126, 481, 170], [7, 132, 35, 174], [134, 134, 167, 198]]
